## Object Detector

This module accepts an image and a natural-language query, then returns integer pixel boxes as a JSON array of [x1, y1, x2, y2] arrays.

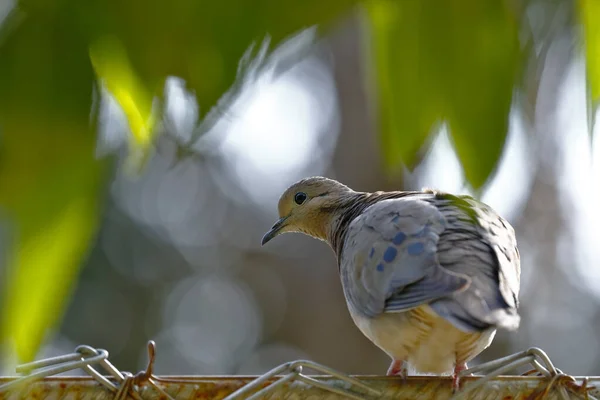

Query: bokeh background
[[1, 0, 600, 378]]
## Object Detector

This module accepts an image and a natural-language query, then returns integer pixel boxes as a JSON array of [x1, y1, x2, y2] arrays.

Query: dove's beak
[[261, 217, 288, 246]]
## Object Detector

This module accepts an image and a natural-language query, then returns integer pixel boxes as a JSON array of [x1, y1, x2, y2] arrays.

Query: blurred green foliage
[[579, 0, 600, 110], [0, 0, 598, 363], [366, 0, 521, 187]]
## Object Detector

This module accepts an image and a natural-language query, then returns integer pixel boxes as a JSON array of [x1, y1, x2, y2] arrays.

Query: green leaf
[[580, 0, 600, 104], [442, 1, 521, 189], [365, 0, 442, 170], [0, 7, 108, 362], [365, 0, 521, 188], [0, 141, 106, 362], [78, 0, 359, 148], [89, 35, 158, 172], [579, 0, 600, 137]]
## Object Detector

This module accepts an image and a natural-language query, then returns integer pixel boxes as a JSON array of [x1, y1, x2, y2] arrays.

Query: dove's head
[[261, 176, 355, 245]]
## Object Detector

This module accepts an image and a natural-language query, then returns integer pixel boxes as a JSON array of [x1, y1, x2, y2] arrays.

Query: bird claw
[[452, 375, 460, 393], [452, 362, 468, 393], [387, 360, 408, 381]]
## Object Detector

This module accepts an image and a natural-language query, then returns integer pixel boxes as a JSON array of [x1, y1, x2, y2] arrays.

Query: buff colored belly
[[351, 305, 496, 374]]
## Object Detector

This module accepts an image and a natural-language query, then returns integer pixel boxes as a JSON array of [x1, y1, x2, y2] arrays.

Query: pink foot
[[452, 362, 468, 393], [387, 359, 407, 378]]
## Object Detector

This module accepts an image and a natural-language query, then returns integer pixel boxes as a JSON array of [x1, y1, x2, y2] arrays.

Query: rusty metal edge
[[1, 374, 597, 381], [1, 375, 599, 400]]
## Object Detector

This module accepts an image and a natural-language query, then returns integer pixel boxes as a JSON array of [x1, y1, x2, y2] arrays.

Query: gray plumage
[[262, 177, 521, 379], [337, 191, 520, 334]]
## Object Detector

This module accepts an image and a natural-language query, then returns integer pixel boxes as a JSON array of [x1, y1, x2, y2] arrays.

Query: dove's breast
[[350, 305, 496, 374]]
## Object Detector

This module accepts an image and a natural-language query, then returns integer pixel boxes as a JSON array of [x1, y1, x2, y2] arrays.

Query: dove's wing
[[427, 194, 520, 332], [339, 196, 470, 318], [339, 193, 520, 333]]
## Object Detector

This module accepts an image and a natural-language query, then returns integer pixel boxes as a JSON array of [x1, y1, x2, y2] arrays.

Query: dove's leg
[[451, 362, 468, 392], [386, 360, 407, 377]]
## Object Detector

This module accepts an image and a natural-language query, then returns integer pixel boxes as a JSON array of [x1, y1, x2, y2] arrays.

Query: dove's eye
[[294, 192, 307, 205]]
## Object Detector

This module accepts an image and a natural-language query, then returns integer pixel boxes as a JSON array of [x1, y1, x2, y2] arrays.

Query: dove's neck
[[326, 191, 384, 260], [326, 190, 421, 261]]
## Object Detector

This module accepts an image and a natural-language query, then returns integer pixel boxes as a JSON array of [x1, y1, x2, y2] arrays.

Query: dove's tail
[[484, 307, 520, 331]]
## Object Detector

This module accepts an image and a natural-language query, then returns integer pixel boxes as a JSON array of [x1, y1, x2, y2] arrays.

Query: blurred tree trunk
[[328, 11, 402, 193]]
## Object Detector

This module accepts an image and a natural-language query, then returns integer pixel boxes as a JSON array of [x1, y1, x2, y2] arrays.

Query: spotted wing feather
[[340, 197, 470, 319], [340, 193, 521, 334]]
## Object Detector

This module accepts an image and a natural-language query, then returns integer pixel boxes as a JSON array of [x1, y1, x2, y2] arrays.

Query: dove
[[261, 177, 521, 390]]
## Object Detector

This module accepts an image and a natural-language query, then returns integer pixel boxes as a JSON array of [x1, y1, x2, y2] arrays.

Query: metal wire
[[0, 346, 110, 392], [0, 341, 597, 400], [0, 340, 174, 400], [452, 347, 597, 400], [221, 360, 382, 400]]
